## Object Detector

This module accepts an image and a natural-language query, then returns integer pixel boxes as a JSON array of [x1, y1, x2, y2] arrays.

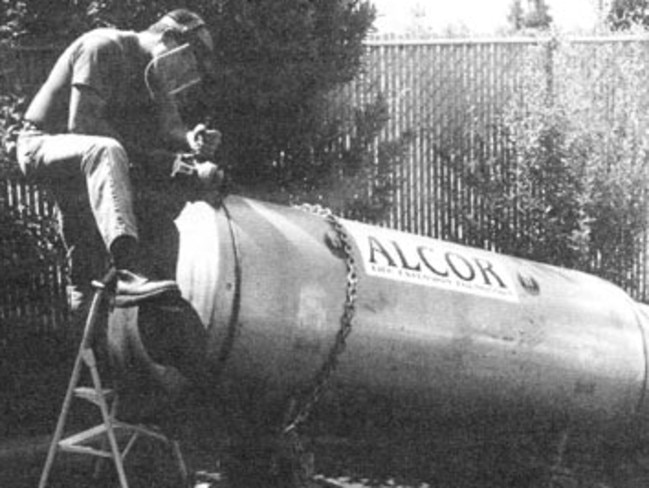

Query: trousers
[[16, 129, 139, 289]]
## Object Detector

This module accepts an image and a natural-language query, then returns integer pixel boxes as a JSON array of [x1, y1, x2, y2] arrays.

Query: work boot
[[115, 269, 180, 307], [110, 236, 180, 306]]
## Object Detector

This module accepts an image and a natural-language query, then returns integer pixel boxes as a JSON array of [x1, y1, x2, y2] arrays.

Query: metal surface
[[112, 195, 649, 435]]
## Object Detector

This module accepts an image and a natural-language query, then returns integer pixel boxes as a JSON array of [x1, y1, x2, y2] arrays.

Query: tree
[[203, 1, 377, 194], [0, 0, 184, 43], [508, 0, 553, 31], [607, 0, 649, 29], [0, 0, 89, 42]]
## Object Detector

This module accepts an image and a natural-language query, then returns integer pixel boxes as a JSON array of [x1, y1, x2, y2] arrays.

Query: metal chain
[[269, 204, 358, 486], [283, 204, 359, 434]]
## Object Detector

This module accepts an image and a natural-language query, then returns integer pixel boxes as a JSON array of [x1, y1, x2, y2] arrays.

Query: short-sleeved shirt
[[25, 29, 162, 155]]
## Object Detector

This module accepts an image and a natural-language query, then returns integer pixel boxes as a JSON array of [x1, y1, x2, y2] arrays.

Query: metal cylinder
[[151, 195, 649, 431]]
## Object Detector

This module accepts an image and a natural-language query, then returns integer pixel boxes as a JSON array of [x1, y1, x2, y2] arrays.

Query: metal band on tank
[[213, 201, 243, 374]]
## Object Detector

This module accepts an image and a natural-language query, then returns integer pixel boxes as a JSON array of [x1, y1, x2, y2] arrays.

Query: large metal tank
[[162, 195, 649, 434]]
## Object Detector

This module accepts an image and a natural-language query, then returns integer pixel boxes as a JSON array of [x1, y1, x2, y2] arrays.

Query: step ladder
[[38, 269, 189, 488]]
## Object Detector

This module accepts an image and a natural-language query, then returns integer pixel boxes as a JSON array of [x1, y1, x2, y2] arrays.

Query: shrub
[[0, 91, 25, 178], [461, 35, 649, 295]]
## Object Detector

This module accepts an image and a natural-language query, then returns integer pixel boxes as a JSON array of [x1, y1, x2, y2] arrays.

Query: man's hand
[[171, 153, 223, 188], [187, 123, 221, 158], [195, 160, 223, 187]]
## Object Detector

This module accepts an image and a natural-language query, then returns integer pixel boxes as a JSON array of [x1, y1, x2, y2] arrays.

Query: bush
[[461, 35, 649, 294], [608, 0, 649, 30], [0, 91, 26, 178]]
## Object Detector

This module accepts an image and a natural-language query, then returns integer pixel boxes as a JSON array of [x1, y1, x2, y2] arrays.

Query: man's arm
[[157, 92, 221, 158]]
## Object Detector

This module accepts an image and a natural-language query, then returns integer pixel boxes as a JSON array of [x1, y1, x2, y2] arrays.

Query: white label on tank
[[342, 220, 519, 302]]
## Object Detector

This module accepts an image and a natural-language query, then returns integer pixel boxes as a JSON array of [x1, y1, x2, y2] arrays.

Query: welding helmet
[[144, 9, 215, 99]]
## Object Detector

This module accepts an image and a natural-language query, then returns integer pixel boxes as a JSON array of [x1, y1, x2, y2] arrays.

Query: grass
[[3, 326, 649, 487], [0, 328, 76, 438]]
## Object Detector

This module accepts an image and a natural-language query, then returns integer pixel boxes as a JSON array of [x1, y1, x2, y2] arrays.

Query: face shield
[[145, 43, 202, 99], [144, 26, 215, 100]]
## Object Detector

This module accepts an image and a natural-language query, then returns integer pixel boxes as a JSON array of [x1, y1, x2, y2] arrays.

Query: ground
[[4, 330, 649, 487]]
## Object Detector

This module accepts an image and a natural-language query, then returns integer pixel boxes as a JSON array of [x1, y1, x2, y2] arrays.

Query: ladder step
[[59, 424, 108, 448], [112, 421, 169, 443], [74, 386, 115, 405], [58, 443, 113, 459]]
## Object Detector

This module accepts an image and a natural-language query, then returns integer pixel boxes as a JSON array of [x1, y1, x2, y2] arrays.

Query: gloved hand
[[171, 153, 223, 188], [195, 160, 223, 187], [187, 123, 221, 158]]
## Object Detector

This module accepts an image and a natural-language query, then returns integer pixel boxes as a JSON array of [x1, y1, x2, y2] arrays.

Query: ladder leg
[[86, 348, 130, 488], [93, 395, 119, 480], [171, 440, 190, 487], [38, 288, 107, 488]]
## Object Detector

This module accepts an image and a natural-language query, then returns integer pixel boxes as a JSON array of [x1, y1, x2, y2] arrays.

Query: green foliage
[[0, 201, 66, 283], [0, 91, 26, 178], [0, 0, 86, 42], [608, 0, 649, 30], [461, 106, 592, 269], [0, 0, 180, 42], [461, 38, 649, 291], [203, 1, 379, 198], [507, 0, 553, 31]]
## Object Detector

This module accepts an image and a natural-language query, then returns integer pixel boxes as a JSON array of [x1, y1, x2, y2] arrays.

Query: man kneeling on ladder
[[16, 9, 222, 313]]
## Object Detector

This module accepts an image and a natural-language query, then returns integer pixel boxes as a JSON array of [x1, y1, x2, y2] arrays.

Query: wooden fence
[[1, 179, 67, 334], [0, 45, 70, 333], [2, 36, 649, 331]]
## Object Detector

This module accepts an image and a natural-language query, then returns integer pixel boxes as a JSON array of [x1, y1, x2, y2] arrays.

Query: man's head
[[148, 9, 214, 54], [144, 9, 215, 99]]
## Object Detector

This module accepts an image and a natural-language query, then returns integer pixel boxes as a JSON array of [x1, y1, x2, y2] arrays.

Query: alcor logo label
[[342, 220, 518, 302]]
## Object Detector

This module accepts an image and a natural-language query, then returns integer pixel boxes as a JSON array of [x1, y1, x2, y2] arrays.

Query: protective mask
[[144, 43, 202, 99]]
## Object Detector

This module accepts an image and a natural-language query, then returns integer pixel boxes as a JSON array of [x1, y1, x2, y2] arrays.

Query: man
[[16, 9, 221, 311]]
